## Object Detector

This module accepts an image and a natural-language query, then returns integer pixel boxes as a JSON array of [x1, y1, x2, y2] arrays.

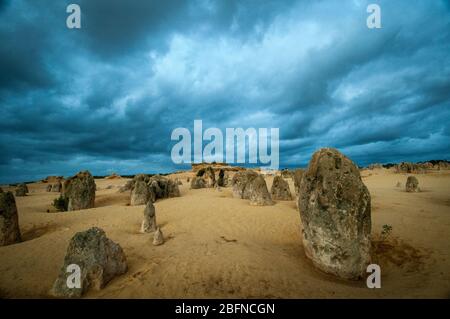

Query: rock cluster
[[128, 174, 181, 205], [298, 148, 371, 280], [51, 227, 127, 298]]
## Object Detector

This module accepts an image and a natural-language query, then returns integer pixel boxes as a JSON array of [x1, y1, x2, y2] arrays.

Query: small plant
[[380, 224, 393, 241], [53, 195, 69, 212]]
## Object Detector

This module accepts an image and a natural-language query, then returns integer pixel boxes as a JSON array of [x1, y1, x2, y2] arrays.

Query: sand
[[0, 169, 449, 298]]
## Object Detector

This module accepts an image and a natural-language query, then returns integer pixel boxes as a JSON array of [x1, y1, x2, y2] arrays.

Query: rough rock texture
[[204, 166, 216, 188], [46, 184, 53, 192], [246, 175, 274, 206], [0, 191, 22, 246], [231, 171, 259, 199], [15, 183, 28, 197], [51, 227, 127, 298], [298, 148, 371, 280], [63, 171, 96, 211], [167, 179, 181, 198], [153, 228, 164, 246], [293, 169, 304, 196], [118, 180, 134, 193], [406, 176, 419, 192], [141, 201, 157, 233], [217, 169, 225, 187], [281, 169, 294, 179], [271, 176, 292, 200], [51, 182, 62, 192], [130, 180, 151, 205], [190, 176, 206, 189]]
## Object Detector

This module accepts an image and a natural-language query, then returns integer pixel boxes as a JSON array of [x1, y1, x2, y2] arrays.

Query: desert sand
[[0, 169, 449, 298]]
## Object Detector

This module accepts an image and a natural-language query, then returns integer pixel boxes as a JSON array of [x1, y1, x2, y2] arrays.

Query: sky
[[0, 0, 449, 183]]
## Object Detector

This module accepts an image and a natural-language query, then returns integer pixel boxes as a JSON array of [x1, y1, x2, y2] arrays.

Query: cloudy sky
[[1, 0, 449, 183]]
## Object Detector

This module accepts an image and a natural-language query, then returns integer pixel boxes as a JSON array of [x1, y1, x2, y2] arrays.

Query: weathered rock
[[405, 176, 419, 192], [130, 180, 151, 205], [298, 148, 371, 280], [46, 184, 53, 192], [63, 171, 96, 211], [0, 191, 22, 246], [140, 201, 157, 233], [118, 180, 134, 193], [246, 175, 274, 206], [231, 171, 259, 199], [51, 182, 62, 192], [204, 166, 216, 188], [217, 169, 225, 187], [190, 176, 206, 189], [15, 183, 28, 197], [271, 176, 292, 200], [281, 169, 294, 179], [167, 179, 181, 197], [51, 227, 127, 298], [293, 169, 304, 196], [152, 228, 164, 246]]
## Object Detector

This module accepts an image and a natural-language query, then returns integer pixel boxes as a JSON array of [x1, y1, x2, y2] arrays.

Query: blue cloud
[[0, 0, 449, 183]]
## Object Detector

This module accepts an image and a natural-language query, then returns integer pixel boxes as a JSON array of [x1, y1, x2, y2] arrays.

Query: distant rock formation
[[15, 183, 28, 197], [405, 176, 419, 192], [51, 227, 127, 298], [298, 148, 371, 280], [51, 182, 62, 192], [105, 173, 121, 179], [0, 190, 22, 246], [63, 171, 96, 211], [271, 176, 292, 201]]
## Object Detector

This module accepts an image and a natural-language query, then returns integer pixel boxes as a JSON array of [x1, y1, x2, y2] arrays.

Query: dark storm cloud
[[0, 0, 450, 183]]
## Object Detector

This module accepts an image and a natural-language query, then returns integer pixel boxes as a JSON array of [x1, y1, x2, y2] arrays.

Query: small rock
[[141, 201, 157, 233], [152, 228, 164, 246]]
